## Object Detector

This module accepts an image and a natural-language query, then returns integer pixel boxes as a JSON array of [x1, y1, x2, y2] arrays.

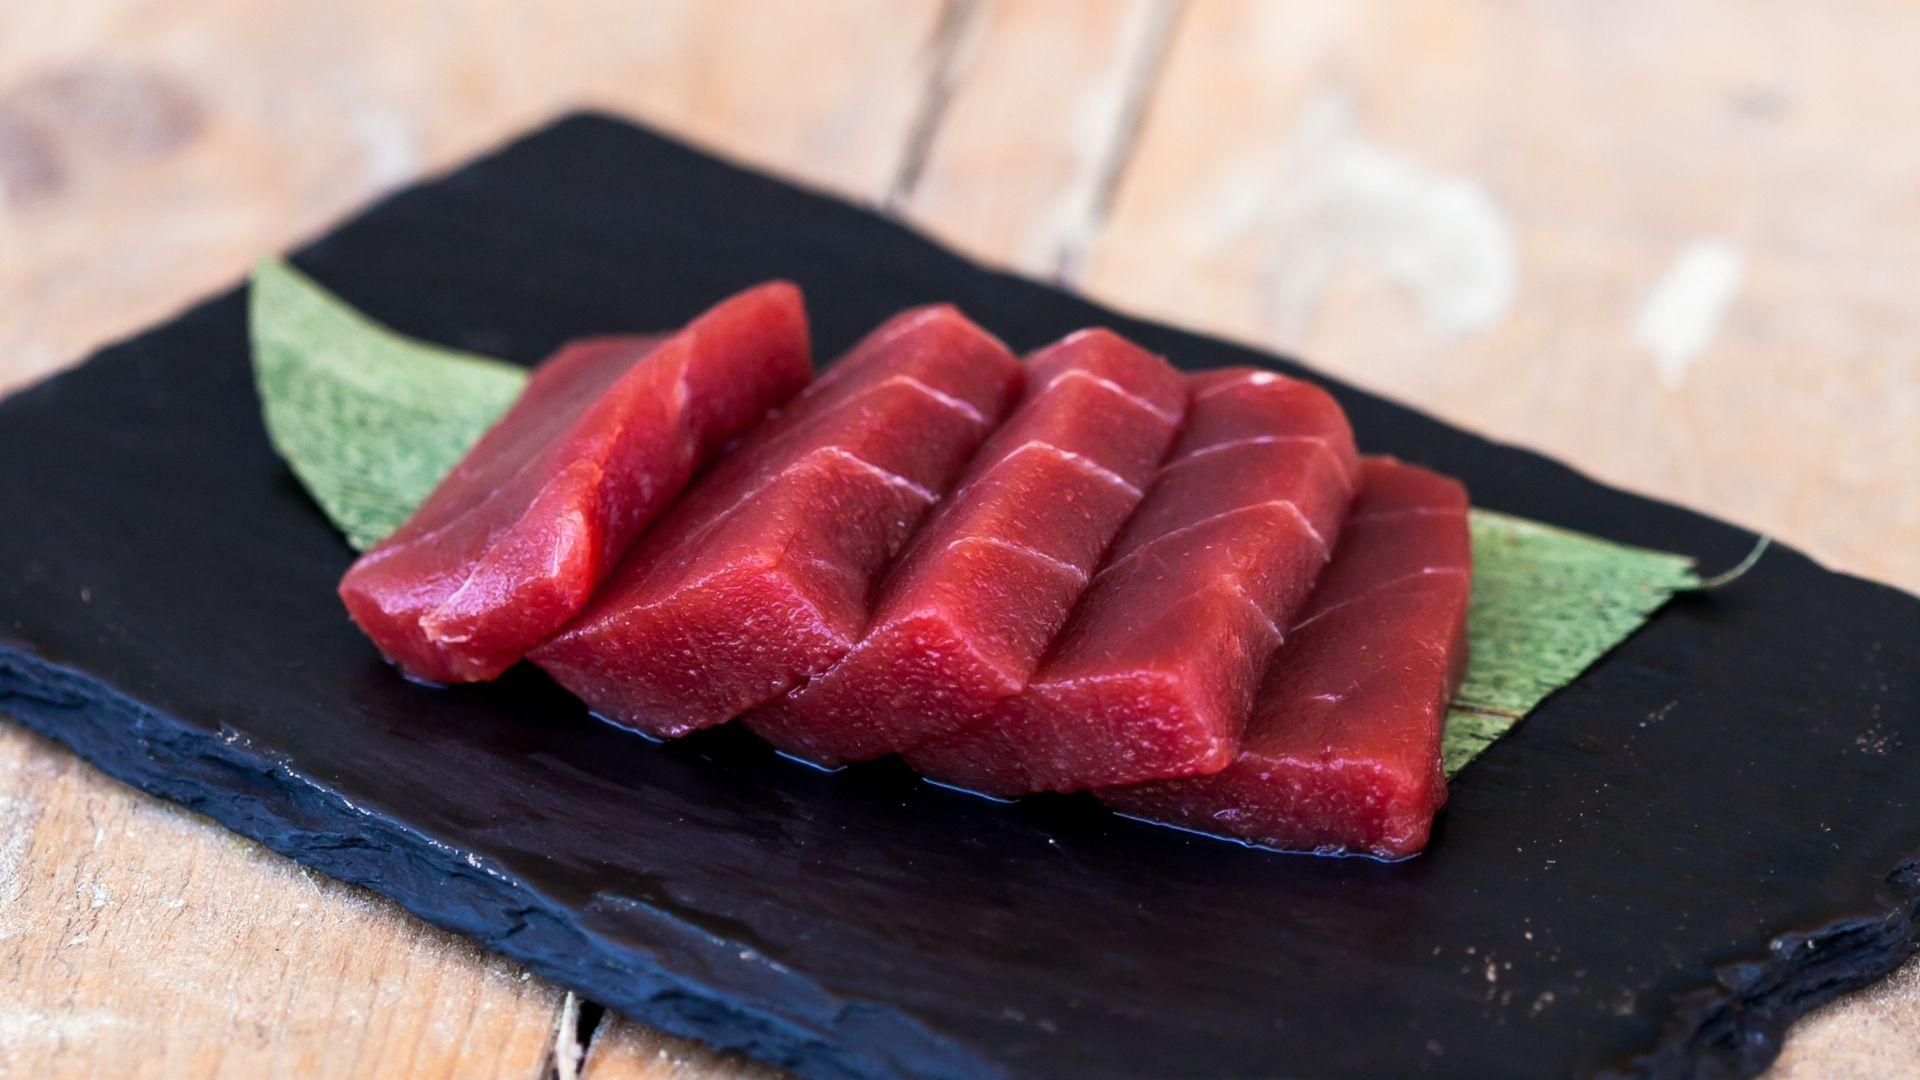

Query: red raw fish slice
[[917, 584, 1283, 795], [1105, 367, 1357, 564], [1180, 368, 1358, 463], [1102, 439, 1352, 570], [1101, 458, 1471, 859], [339, 282, 809, 684], [532, 306, 1020, 737], [907, 370, 1361, 795], [747, 329, 1184, 764], [1301, 462, 1473, 614]]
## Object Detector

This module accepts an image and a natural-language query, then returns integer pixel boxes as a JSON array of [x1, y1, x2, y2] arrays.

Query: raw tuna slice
[[532, 306, 1020, 738], [745, 329, 1185, 766], [906, 368, 1361, 796], [339, 282, 810, 684], [1101, 458, 1471, 859]]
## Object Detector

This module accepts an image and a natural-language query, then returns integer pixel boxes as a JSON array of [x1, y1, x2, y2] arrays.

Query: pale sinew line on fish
[[946, 535, 1090, 583], [1159, 435, 1357, 493], [791, 373, 990, 428], [1227, 583, 1285, 644], [790, 552, 869, 591], [680, 444, 939, 551], [724, 373, 993, 477], [1192, 370, 1285, 401], [950, 440, 1143, 503], [668, 346, 693, 420], [888, 375, 990, 426], [814, 447, 942, 504], [796, 306, 969, 401], [1093, 499, 1330, 584], [1288, 566, 1471, 634], [567, 548, 857, 644], [1034, 368, 1181, 427]]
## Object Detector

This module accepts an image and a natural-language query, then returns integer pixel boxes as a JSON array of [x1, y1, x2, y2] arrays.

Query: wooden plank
[[889, 0, 1183, 280], [0, 724, 564, 1077], [1085, 0, 1920, 597], [1769, 959, 1920, 1078], [0, 0, 944, 398], [576, 1010, 784, 1080]]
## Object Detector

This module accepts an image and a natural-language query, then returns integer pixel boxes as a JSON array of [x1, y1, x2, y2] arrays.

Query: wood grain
[[0, 1, 1914, 1076], [890, 0, 1181, 280], [1770, 959, 1920, 1079], [0, 0, 944, 399], [1087, 0, 1920, 594], [0, 724, 562, 1077], [576, 1012, 784, 1080]]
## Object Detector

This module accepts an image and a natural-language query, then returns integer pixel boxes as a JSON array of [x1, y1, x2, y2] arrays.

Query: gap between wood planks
[[545, 991, 603, 1080], [550, 4, 1190, 1072], [887, 0, 1188, 284], [882, 0, 986, 212]]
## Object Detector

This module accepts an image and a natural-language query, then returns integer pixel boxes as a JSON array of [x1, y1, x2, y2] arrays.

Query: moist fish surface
[[338, 281, 810, 684], [906, 368, 1361, 795], [532, 305, 1020, 738], [746, 329, 1185, 766], [1100, 457, 1471, 859]]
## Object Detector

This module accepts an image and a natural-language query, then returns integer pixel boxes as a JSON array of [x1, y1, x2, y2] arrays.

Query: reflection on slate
[[1, 113, 1916, 1080]]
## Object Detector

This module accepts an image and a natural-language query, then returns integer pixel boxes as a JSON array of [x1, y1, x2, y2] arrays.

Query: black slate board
[[2, 113, 1917, 1080]]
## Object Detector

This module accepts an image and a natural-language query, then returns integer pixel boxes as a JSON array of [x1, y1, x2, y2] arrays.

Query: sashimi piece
[[338, 282, 810, 684], [906, 368, 1361, 796], [1100, 458, 1472, 860], [532, 306, 1021, 738], [1298, 462, 1474, 616], [746, 329, 1185, 765]]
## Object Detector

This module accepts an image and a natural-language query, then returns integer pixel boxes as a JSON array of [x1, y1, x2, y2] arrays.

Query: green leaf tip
[[1441, 510, 1699, 775], [249, 257, 529, 550]]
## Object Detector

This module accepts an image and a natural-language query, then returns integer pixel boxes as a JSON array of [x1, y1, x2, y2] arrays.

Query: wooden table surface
[[3, 3, 1916, 1076]]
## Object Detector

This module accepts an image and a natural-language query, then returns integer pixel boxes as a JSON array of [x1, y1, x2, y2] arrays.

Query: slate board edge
[[1627, 860, 1919, 1078], [0, 107, 1913, 1078], [0, 646, 990, 1080]]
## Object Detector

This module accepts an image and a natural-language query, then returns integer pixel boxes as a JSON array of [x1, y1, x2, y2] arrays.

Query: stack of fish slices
[[341, 286, 1470, 859]]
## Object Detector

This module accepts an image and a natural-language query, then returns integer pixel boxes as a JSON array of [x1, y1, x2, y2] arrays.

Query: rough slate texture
[[0, 113, 1916, 1080]]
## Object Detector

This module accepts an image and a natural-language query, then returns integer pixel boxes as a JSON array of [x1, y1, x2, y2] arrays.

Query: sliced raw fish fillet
[[906, 368, 1360, 796], [339, 282, 810, 684], [746, 329, 1185, 765], [1101, 458, 1471, 859], [532, 306, 1020, 738]]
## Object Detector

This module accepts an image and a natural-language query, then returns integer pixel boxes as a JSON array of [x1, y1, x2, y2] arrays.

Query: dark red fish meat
[[746, 329, 1185, 766], [906, 368, 1360, 795], [339, 282, 810, 684], [532, 306, 1020, 738], [1100, 457, 1471, 859]]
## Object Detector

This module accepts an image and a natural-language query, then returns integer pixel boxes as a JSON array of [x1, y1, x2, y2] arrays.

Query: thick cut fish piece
[[906, 368, 1360, 795], [532, 306, 1020, 738], [746, 329, 1185, 765], [1101, 458, 1471, 859], [339, 282, 810, 684]]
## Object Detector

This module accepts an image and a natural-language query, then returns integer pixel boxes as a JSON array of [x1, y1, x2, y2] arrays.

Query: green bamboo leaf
[[248, 258, 1699, 771], [249, 258, 529, 550], [1443, 512, 1698, 774]]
